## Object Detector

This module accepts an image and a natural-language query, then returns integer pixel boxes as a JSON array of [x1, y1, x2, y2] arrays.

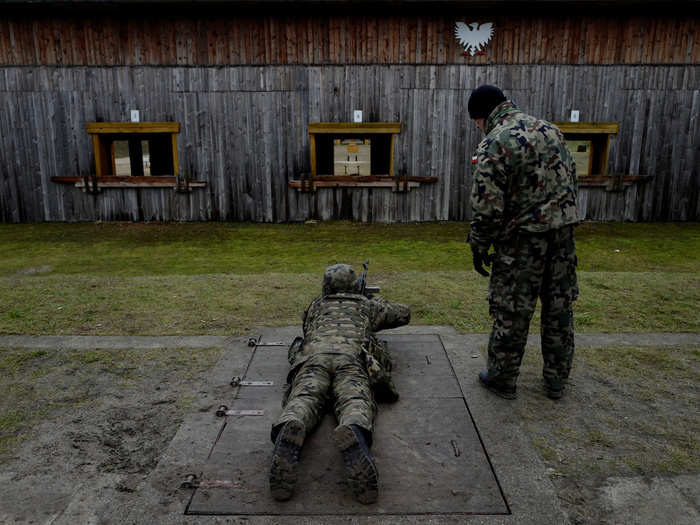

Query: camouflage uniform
[[273, 267, 410, 440], [469, 100, 580, 392]]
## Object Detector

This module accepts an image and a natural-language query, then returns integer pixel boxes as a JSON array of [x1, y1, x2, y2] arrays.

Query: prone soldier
[[269, 263, 410, 504]]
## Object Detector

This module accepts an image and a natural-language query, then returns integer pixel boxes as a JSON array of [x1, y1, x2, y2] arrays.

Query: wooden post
[[92, 135, 103, 177], [310, 133, 317, 177], [171, 133, 179, 176]]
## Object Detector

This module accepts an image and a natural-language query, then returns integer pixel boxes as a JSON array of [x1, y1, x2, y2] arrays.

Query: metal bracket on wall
[[603, 173, 652, 192], [606, 172, 624, 192], [174, 173, 192, 193], [300, 173, 314, 193], [81, 173, 101, 194]]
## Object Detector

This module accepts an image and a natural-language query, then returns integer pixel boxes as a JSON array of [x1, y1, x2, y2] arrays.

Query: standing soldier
[[467, 85, 579, 400], [269, 264, 410, 504]]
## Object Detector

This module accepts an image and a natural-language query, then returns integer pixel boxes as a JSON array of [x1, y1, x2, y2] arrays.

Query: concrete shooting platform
[[186, 333, 507, 516]]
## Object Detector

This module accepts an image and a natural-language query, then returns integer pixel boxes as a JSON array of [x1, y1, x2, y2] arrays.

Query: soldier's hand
[[471, 249, 493, 277]]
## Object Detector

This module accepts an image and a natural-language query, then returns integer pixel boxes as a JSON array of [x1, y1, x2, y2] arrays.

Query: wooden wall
[[0, 13, 698, 223], [1, 63, 697, 222], [1, 15, 697, 66]]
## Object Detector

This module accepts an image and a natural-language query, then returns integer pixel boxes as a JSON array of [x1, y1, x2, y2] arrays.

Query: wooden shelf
[[288, 175, 437, 192], [51, 175, 206, 191]]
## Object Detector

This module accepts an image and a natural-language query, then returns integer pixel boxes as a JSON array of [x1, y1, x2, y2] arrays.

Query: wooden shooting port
[[51, 122, 206, 191], [289, 122, 438, 192]]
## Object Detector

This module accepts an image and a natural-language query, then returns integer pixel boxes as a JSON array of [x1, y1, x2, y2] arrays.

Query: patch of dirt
[[72, 404, 178, 475], [9, 401, 183, 494], [0, 346, 222, 524]]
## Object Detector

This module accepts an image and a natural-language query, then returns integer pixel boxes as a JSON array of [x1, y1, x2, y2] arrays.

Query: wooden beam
[[287, 173, 437, 191], [51, 176, 85, 183], [86, 122, 181, 134], [289, 180, 419, 189], [92, 134, 104, 178], [554, 122, 619, 134], [75, 180, 206, 188], [52, 175, 207, 188], [308, 175, 437, 183], [171, 133, 179, 176], [308, 122, 402, 134], [310, 133, 317, 177]]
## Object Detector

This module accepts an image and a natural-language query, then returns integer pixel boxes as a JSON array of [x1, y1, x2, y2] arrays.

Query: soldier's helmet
[[322, 264, 360, 295]]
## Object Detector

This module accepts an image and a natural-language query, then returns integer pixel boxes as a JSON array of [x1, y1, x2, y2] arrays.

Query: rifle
[[358, 259, 380, 298]]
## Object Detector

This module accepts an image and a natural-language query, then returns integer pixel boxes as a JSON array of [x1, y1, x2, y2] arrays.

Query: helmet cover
[[322, 264, 360, 295]]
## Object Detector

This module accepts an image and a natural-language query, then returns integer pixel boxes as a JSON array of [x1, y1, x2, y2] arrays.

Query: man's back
[[473, 101, 579, 237], [467, 86, 579, 401]]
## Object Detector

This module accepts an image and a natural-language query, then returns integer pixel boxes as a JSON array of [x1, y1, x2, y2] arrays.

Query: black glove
[[471, 248, 493, 277]]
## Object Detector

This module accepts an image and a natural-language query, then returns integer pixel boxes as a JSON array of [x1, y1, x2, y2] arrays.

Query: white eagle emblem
[[455, 22, 494, 56]]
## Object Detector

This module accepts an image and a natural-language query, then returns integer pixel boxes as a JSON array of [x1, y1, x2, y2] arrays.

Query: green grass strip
[[0, 221, 698, 276], [1, 271, 697, 335]]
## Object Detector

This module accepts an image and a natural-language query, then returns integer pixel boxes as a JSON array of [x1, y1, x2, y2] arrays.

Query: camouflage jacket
[[469, 100, 580, 253], [287, 292, 410, 393]]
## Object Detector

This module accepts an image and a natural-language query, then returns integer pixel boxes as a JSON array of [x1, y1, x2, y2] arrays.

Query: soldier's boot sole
[[333, 425, 378, 505], [269, 420, 305, 501]]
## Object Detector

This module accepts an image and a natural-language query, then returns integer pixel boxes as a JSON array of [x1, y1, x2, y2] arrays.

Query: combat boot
[[333, 424, 378, 504], [544, 378, 565, 400], [478, 370, 517, 399], [269, 419, 306, 501]]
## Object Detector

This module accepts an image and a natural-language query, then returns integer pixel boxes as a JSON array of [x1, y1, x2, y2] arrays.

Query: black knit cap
[[468, 85, 507, 119]]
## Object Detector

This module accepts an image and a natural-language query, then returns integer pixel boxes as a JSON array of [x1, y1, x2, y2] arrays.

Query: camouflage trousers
[[274, 352, 376, 442], [487, 226, 578, 389]]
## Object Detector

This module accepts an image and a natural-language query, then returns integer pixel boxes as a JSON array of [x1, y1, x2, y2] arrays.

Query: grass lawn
[[0, 221, 698, 335]]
